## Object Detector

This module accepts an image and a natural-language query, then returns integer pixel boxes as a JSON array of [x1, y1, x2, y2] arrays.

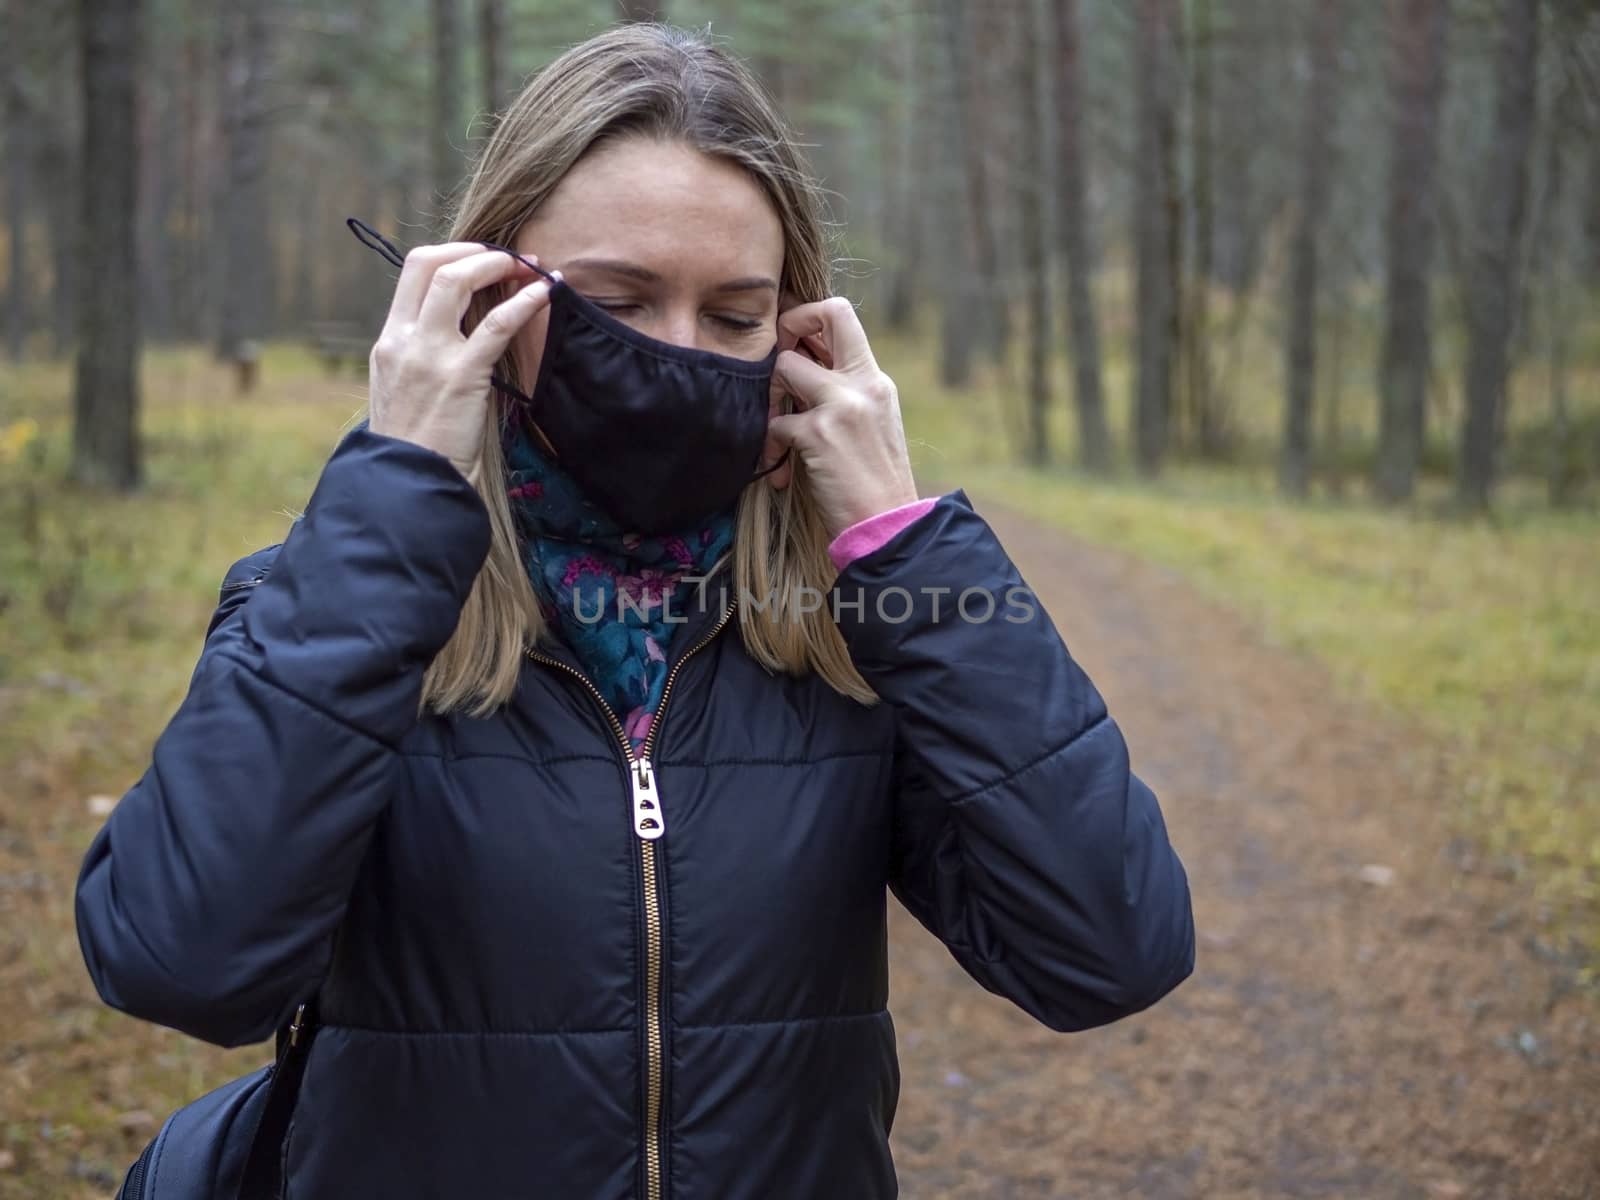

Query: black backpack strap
[[237, 995, 320, 1200]]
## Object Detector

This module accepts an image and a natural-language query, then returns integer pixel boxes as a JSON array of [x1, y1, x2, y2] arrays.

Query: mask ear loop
[[749, 447, 790, 481], [346, 216, 407, 269]]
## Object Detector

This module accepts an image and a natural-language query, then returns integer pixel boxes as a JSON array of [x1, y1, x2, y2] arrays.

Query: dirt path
[[886, 489, 1599, 1200]]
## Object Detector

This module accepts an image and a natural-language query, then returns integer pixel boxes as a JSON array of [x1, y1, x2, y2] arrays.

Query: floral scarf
[[503, 413, 736, 755]]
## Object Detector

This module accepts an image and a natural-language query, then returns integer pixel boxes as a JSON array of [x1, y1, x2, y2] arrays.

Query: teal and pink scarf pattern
[[503, 414, 736, 755]]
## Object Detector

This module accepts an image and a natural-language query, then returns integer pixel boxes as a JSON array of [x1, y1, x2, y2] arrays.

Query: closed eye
[[593, 301, 763, 334]]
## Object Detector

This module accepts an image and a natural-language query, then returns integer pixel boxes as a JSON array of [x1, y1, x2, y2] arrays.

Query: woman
[[75, 22, 1193, 1200]]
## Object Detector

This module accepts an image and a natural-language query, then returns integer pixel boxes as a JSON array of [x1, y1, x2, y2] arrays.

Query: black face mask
[[347, 217, 790, 535]]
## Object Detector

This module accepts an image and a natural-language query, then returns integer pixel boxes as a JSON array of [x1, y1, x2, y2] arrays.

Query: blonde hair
[[404, 22, 878, 718]]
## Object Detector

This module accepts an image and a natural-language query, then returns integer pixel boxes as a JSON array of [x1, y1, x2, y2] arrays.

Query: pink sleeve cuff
[[828, 497, 939, 571]]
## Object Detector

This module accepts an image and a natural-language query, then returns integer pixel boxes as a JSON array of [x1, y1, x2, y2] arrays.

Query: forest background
[[1, 0, 1597, 1193]]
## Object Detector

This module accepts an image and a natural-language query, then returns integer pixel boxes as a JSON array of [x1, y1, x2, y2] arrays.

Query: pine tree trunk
[[1322, 295, 1348, 498], [1189, 0, 1220, 457], [1280, 0, 1342, 499], [174, 2, 207, 343], [432, 0, 462, 223], [1458, 0, 1539, 511], [881, 17, 919, 334], [43, 31, 79, 359], [215, 0, 273, 369], [1018, 0, 1051, 465], [4, 0, 30, 360], [1375, 0, 1449, 503], [73, 0, 143, 490], [138, 82, 181, 344], [934, 0, 980, 388], [1133, 0, 1176, 475], [291, 166, 320, 329], [1054, 0, 1109, 471], [480, 0, 505, 117], [953, 1, 1003, 362], [973, 4, 1013, 360], [1583, 146, 1600, 285], [1161, 29, 1182, 456]]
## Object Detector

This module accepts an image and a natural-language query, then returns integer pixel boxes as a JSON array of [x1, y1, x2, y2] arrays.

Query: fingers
[[415, 248, 543, 335], [389, 242, 537, 324], [772, 347, 838, 409], [776, 296, 873, 371], [463, 271, 560, 363], [763, 411, 804, 448], [389, 242, 497, 321]]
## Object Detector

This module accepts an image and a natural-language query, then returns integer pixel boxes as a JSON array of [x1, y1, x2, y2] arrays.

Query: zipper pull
[[631, 756, 665, 840]]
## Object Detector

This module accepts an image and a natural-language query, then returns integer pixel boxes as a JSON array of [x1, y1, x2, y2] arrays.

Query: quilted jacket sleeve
[[831, 489, 1195, 1033], [74, 427, 492, 1048]]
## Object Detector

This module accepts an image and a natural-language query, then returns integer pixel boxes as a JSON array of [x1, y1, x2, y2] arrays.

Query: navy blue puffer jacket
[[75, 426, 1195, 1199]]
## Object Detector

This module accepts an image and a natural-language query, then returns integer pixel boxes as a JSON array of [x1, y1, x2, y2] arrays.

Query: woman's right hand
[[368, 242, 560, 481]]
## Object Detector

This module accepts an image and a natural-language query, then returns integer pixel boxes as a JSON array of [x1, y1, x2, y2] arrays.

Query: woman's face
[[510, 137, 786, 384]]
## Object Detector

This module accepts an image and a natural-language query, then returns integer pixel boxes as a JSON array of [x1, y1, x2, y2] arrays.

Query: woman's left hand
[[760, 297, 919, 540]]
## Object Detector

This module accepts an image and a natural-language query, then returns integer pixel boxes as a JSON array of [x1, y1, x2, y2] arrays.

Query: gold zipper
[[526, 594, 736, 1200]]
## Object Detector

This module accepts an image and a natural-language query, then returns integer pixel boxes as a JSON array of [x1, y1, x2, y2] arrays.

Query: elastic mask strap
[[346, 216, 407, 269], [749, 446, 791, 480], [345, 216, 551, 409]]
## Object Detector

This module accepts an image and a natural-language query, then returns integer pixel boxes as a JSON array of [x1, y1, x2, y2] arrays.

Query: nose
[[659, 306, 701, 352]]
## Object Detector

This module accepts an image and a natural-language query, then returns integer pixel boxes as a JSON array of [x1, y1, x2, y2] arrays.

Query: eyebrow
[[563, 257, 778, 294]]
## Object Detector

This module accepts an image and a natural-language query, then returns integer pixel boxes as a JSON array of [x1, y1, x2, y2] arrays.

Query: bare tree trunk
[[1544, 216, 1576, 506], [431, 0, 462, 223], [1375, 0, 1449, 503], [1054, 0, 1109, 471], [138, 78, 180, 344], [1321, 292, 1348, 498], [1188, 0, 1220, 457], [174, 0, 207, 344], [1583, 145, 1600, 285], [1018, 0, 1052, 465], [291, 163, 320, 331], [1133, 0, 1177, 475], [881, 14, 919, 334], [1161, 12, 1183, 455], [342, 172, 383, 328], [42, 8, 78, 360], [4, 0, 30, 360], [73, 0, 142, 490], [616, 0, 664, 21], [1529, 8, 1591, 507], [1458, 0, 1539, 511], [953, 1, 1003, 360], [974, 5, 1014, 361], [934, 0, 980, 388], [1210, 0, 1272, 296], [1280, 0, 1342, 499], [480, 0, 505, 119], [214, 0, 272, 373]]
